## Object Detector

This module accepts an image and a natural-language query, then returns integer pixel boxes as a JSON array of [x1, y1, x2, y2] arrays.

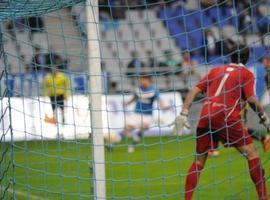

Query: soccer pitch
[[10, 135, 270, 200]]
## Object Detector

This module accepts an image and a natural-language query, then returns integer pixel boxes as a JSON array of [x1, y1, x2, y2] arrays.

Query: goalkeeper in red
[[175, 45, 269, 200]]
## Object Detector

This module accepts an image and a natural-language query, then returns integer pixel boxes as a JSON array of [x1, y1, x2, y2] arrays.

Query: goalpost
[[0, 0, 270, 199], [85, 0, 106, 199]]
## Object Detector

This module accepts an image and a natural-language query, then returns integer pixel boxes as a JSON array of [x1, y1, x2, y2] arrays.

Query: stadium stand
[[73, 1, 269, 79], [1, 9, 86, 74], [1, 1, 270, 199], [1, 0, 270, 94]]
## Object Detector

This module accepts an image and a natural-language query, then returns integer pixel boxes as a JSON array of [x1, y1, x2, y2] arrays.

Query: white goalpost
[[85, 0, 106, 199]]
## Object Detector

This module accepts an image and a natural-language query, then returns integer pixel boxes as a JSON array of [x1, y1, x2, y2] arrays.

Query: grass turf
[[3, 135, 270, 199]]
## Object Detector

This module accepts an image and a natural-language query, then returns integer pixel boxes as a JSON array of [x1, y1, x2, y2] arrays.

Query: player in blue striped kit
[[123, 74, 170, 153]]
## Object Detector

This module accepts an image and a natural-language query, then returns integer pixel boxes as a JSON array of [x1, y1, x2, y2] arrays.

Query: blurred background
[[1, 0, 269, 97], [1, 1, 270, 199]]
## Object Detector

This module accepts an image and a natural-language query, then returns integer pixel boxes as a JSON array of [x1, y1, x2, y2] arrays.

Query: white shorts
[[126, 113, 153, 128]]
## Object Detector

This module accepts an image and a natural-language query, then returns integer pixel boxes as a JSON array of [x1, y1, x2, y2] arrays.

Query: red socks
[[248, 158, 268, 200], [185, 162, 203, 200], [185, 158, 267, 200]]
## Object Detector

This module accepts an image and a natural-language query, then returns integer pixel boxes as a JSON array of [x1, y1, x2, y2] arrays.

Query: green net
[[0, 0, 84, 20]]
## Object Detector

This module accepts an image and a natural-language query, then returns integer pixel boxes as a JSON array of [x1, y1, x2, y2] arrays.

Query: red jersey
[[196, 63, 255, 129]]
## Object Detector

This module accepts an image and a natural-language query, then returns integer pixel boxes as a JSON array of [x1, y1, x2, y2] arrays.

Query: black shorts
[[50, 95, 65, 110]]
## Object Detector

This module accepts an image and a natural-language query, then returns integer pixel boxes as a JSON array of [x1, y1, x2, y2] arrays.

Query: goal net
[[0, 0, 269, 199]]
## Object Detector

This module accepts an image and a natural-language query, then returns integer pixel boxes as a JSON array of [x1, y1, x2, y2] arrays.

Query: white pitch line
[[4, 187, 47, 200]]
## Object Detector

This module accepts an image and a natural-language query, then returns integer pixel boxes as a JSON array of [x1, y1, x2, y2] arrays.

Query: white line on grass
[[3, 187, 47, 200]]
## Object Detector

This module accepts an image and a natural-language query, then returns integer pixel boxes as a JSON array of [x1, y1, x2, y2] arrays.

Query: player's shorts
[[50, 95, 65, 110], [126, 113, 153, 128], [196, 122, 253, 154]]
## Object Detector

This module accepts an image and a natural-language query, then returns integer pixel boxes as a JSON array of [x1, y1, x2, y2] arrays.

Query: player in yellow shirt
[[44, 67, 70, 124]]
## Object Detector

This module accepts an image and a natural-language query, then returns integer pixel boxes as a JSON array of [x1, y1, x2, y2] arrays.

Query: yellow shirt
[[44, 72, 70, 97]]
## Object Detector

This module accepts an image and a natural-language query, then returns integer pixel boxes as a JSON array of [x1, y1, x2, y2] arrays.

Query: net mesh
[[0, 0, 270, 199]]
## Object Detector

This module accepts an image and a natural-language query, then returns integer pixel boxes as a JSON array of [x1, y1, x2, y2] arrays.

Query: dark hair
[[35, 46, 41, 51], [139, 72, 152, 80], [230, 44, 250, 65]]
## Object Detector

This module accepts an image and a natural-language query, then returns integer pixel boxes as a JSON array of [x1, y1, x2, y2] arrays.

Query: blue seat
[[217, 7, 237, 27], [189, 29, 203, 50], [176, 35, 188, 50], [207, 56, 227, 65], [171, 6, 186, 17], [185, 10, 202, 31], [249, 46, 267, 63], [158, 7, 174, 20], [209, 7, 218, 20], [168, 20, 183, 36], [193, 55, 205, 63], [201, 12, 213, 27], [157, 6, 266, 58], [256, 15, 269, 31], [74, 76, 86, 94]]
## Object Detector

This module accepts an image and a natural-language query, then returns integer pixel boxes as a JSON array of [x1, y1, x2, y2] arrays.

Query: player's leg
[[58, 95, 65, 124], [130, 114, 152, 151], [262, 134, 270, 152], [128, 127, 146, 153], [249, 128, 263, 141], [104, 131, 122, 152], [236, 143, 268, 200], [132, 115, 151, 144], [60, 107, 65, 124], [129, 121, 149, 150], [208, 148, 220, 156], [227, 123, 268, 200], [126, 124, 136, 153], [52, 96, 57, 117], [185, 128, 214, 200], [249, 128, 270, 152], [118, 124, 134, 147], [185, 154, 207, 200], [105, 123, 135, 152], [137, 126, 146, 139], [121, 124, 134, 138], [45, 96, 57, 124], [121, 113, 138, 152], [208, 132, 220, 156], [122, 113, 140, 137]]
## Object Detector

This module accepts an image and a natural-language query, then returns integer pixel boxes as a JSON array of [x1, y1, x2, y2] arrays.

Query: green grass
[[4, 135, 270, 199]]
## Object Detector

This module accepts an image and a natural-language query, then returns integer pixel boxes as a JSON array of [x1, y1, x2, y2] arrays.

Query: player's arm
[[172, 72, 208, 134], [247, 96, 270, 129], [154, 90, 171, 111], [157, 96, 172, 111], [158, 99, 171, 111], [171, 86, 202, 134], [243, 70, 270, 129], [181, 70, 209, 115], [182, 86, 202, 114], [247, 96, 264, 115], [173, 70, 212, 135], [124, 95, 138, 107]]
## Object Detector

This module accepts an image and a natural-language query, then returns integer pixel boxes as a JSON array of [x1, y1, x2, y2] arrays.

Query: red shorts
[[196, 122, 253, 154]]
